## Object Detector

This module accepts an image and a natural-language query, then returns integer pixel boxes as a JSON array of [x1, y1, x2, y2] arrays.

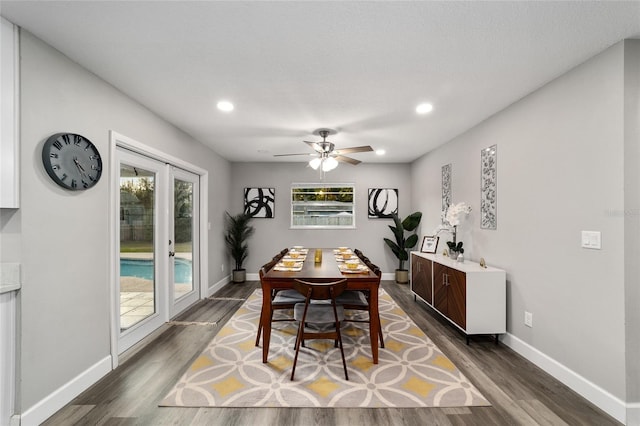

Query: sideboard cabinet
[[410, 252, 506, 342]]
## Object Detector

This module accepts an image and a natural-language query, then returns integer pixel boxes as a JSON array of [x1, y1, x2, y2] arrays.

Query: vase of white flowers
[[443, 202, 472, 260]]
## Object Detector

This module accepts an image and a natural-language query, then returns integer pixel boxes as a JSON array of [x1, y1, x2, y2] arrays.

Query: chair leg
[[255, 310, 264, 346], [378, 313, 385, 348], [335, 321, 349, 381], [291, 308, 309, 381]]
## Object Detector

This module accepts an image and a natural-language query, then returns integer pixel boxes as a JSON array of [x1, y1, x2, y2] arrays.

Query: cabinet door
[[433, 262, 448, 315], [411, 255, 432, 303], [447, 268, 466, 330]]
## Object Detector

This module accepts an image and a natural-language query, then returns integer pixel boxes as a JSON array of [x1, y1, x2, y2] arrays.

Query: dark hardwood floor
[[43, 281, 620, 425]]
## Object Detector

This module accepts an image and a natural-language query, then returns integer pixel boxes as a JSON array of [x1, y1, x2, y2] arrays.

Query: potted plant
[[224, 211, 255, 283], [442, 202, 472, 261], [384, 211, 422, 283]]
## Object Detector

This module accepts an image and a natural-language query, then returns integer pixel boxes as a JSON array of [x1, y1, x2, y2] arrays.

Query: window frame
[[290, 183, 356, 229]]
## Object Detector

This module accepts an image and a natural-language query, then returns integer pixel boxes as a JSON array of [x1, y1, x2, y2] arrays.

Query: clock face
[[42, 133, 102, 190]]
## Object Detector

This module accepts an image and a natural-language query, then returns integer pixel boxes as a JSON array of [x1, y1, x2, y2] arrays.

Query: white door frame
[[109, 131, 208, 368], [169, 166, 201, 317], [115, 148, 168, 354]]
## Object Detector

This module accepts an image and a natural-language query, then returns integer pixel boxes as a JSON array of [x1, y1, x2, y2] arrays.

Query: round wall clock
[[42, 133, 102, 190]]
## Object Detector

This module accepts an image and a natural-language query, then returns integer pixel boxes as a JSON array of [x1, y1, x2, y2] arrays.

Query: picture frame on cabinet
[[420, 236, 439, 254]]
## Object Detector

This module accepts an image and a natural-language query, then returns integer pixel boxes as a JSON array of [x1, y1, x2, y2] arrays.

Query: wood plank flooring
[[43, 281, 620, 425]]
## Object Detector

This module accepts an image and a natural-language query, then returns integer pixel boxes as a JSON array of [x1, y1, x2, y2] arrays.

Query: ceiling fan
[[274, 129, 374, 172]]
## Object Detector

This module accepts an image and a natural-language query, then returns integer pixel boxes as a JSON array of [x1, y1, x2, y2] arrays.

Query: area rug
[[160, 289, 490, 408]]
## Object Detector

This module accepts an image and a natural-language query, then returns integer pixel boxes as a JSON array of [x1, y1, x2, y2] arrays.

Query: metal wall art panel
[[480, 145, 497, 229], [244, 187, 275, 218], [442, 164, 452, 220]]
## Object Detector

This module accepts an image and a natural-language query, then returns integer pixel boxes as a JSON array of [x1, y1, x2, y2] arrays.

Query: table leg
[[262, 288, 272, 363], [369, 287, 379, 364]]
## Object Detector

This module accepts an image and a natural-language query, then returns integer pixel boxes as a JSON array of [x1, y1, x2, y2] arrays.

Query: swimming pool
[[120, 258, 193, 283]]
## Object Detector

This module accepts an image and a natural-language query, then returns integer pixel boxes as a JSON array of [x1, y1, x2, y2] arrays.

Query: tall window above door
[[291, 184, 355, 229]]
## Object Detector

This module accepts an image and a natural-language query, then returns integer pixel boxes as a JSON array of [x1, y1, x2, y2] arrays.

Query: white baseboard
[[19, 356, 112, 426], [381, 272, 395, 281], [206, 275, 230, 297], [627, 403, 640, 426], [502, 333, 627, 424]]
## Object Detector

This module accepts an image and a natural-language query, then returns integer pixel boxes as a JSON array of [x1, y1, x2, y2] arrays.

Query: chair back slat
[[293, 279, 348, 301]]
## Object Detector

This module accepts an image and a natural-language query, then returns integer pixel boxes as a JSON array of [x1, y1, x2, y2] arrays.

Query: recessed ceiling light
[[376, 149, 386, 156], [416, 103, 433, 114], [217, 100, 234, 112]]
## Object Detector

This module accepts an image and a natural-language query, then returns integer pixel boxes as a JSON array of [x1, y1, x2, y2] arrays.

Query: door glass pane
[[119, 164, 156, 331], [174, 178, 194, 300]]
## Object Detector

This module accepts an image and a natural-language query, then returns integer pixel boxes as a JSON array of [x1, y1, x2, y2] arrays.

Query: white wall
[[17, 30, 230, 416], [624, 40, 640, 421], [412, 41, 631, 412], [229, 162, 412, 275]]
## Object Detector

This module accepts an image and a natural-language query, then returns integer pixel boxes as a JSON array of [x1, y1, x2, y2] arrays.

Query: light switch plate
[[581, 231, 601, 249]]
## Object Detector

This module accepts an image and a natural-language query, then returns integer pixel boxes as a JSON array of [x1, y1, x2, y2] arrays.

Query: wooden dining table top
[[262, 248, 378, 283]]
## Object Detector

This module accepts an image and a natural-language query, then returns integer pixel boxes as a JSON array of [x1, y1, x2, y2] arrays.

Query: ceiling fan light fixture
[[322, 156, 339, 172], [309, 157, 322, 170]]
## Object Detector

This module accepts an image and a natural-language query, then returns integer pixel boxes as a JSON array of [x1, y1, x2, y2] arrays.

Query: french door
[[170, 167, 200, 315], [116, 147, 200, 354]]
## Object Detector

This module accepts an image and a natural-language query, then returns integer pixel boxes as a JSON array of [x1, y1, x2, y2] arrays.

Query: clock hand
[[73, 157, 87, 178]]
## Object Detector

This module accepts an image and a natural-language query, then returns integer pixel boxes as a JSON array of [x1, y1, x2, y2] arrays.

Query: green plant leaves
[[385, 211, 422, 270]]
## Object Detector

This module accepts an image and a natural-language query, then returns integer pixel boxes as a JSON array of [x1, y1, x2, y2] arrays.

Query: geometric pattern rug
[[160, 289, 490, 408]]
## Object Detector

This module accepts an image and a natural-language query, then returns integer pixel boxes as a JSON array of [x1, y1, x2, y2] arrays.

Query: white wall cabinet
[[410, 252, 506, 343], [1, 17, 19, 208]]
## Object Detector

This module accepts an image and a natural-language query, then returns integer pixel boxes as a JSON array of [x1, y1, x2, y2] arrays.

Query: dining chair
[[291, 278, 349, 381], [272, 248, 288, 263], [255, 266, 306, 346], [335, 264, 384, 348]]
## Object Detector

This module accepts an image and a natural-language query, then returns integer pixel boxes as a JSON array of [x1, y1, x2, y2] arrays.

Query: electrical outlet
[[524, 311, 533, 328], [221, 264, 224, 272]]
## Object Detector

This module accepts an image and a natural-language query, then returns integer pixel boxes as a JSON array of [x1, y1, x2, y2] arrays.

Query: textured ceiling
[[2, 1, 639, 164]]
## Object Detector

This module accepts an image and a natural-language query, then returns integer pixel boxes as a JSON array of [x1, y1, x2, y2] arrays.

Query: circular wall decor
[[42, 133, 102, 190]]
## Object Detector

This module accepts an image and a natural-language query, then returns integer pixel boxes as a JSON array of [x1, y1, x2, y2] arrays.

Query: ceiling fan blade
[[333, 145, 374, 155], [304, 140, 324, 153], [273, 153, 314, 157], [334, 155, 361, 165]]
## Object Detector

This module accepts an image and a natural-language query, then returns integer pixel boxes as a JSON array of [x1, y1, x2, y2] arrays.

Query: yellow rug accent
[[212, 376, 245, 397], [190, 355, 213, 372], [161, 289, 490, 408], [402, 376, 436, 397], [433, 354, 456, 371], [307, 376, 341, 398]]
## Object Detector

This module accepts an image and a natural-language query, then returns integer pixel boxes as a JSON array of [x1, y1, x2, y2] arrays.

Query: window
[[291, 184, 355, 229]]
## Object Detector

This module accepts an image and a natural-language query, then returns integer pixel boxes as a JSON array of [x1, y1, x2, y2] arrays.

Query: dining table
[[260, 247, 382, 364]]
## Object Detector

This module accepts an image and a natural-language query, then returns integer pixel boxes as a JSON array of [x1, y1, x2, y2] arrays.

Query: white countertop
[[0, 263, 21, 294], [411, 251, 505, 273]]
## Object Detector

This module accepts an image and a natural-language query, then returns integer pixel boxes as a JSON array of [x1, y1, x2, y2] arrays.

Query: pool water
[[120, 258, 193, 283]]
